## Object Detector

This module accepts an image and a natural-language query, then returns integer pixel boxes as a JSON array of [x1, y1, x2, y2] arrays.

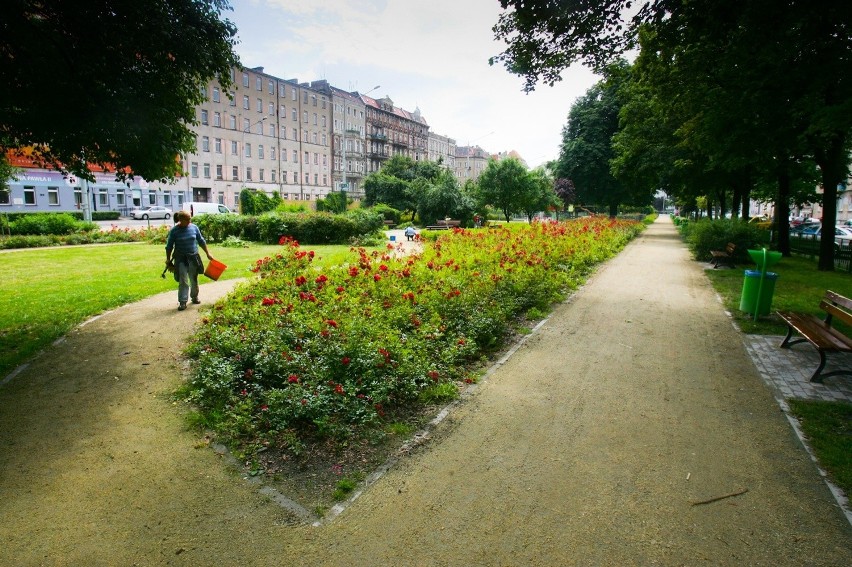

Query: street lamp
[[342, 85, 380, 202]]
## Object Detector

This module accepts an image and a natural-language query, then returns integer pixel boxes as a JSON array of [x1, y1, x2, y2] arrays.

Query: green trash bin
[[739, 270, 779, 316]]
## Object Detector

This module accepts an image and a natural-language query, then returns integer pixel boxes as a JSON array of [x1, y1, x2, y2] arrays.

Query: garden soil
[[1, 217, 851, 566]]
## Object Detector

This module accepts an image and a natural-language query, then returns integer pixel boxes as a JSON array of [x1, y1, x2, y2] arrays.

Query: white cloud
[[230, 0, 601, 168]]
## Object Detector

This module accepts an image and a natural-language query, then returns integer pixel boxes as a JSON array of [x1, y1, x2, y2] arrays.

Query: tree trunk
[[608, 203, 618, 218], [775, 159, 791, 256], [813, 135, 846, 271]]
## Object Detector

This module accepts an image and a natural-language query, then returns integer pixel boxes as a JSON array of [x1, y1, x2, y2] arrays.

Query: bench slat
[[778, 311, 852, 351]]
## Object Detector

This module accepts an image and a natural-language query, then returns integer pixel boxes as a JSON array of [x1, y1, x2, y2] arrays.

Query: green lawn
[[704, 253, 851, 496], [0, 241, 357, 378], [704, 255, 852, 336]]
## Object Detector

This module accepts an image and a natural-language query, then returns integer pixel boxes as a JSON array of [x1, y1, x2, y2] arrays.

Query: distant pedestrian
[[165, 210, 214, 311], [404, 226, 417, 241]]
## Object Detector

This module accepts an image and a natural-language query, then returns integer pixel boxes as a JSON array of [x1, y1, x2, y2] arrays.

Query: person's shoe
[[191, 298, 201, 304], [178, 302, 187, 311]]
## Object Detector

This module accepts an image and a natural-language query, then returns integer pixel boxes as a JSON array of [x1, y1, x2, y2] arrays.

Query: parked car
[[796, 225, 852, 249], [131, 206, 173, 220], [181, 202, 232, 216]]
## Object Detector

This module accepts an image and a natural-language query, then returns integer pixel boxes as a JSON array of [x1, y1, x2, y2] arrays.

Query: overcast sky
[[227, 0, 601, 168]]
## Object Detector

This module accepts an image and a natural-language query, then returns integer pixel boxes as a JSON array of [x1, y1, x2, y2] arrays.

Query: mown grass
[[0, 242, 358, 378], [703, 252, 851, 496], [703, 254, 851, 336], [787, 399, 852, 495]]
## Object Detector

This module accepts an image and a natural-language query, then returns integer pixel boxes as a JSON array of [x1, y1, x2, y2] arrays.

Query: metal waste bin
[[739, 270, 779, 316]]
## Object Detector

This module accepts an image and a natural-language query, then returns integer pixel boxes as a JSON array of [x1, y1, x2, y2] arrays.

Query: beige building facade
[[428, 132, 457, 172], [363, 95, 430, 174]]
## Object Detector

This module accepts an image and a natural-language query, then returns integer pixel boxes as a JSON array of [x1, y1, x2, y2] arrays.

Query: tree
[[0, 0, 240, 184], [557, 66, 653, 217], [476, 157, 529, 222], [492, 0, 852, 270], [415, 173, 473, 226], [519, 168, 559, 221], [363, 172, 416, 219]]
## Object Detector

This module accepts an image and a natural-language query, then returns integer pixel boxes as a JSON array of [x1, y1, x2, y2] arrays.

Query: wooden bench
[[777, 290, 852, 383], [426, 219, 461, 230], [710, 242, 736, 268]]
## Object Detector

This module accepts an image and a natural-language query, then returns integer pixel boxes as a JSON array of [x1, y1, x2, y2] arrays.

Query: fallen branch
[[691, 487, 749, 506]]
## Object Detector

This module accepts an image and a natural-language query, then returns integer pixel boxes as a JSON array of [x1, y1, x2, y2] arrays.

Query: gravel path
[[1, 217, 850, 566]]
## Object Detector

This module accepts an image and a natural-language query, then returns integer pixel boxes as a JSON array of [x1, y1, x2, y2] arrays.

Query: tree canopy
[[494, 0, 852, 269], [1, 0, 240, 183]]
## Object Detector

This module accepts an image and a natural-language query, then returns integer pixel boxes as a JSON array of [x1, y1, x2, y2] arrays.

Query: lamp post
[[341, 85, 380, 206]]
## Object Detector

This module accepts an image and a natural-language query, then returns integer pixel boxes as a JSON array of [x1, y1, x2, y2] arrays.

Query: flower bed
[[181, 217, 642, 455]]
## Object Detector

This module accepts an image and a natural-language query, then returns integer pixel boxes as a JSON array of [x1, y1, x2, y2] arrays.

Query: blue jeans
[[176, 256, 200, 304]]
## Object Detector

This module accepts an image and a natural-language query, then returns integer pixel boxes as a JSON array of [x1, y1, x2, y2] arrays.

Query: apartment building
[[428, 132, 457, 171], [182, 66, 334, 210], [311, 81, 370, 201], [362, 95, 430, 174], [454, 145, 491, 183]]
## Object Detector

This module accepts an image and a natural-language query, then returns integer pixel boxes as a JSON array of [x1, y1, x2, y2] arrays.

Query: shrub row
[[678, 218, 770, 263]]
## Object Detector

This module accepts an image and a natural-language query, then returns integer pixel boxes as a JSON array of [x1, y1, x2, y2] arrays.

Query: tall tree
[[0, 0, 240, 183], [476, 157, 529, 222], [557, 65, 652, 216], [494, 0, 852, 269]]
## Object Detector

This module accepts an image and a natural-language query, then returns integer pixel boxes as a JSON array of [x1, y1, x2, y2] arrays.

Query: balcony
[[368, 133, 387, 141]]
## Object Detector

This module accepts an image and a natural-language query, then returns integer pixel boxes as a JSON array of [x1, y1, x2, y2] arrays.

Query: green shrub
[[685, 219, 770, 263], [370, 203, 401, 225], [0, 234, 62, 248], [9, 213, 81, 235]]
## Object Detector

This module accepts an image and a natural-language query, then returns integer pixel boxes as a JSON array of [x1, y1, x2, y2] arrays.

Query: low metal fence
[[789, 234, 852, 272]]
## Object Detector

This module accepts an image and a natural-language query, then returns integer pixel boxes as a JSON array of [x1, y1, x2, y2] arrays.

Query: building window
[[201, 136, 210, 152], [243, 73, 249, 87], [213, 112, 221, 127], [280, 126, 287, 139], [258, 144, 265, 159], [293, 128, 298, 140], [313, 113, 317, 125], [48, 187, 59, 205], [97, 188, 108, 206], [322, 155, 327, 166], [314, 174, 318, 185], [292, 88, 297, 101], [303, 110, 308, 123], [0, 187, 9, 205], [243, 118, 250, 131], [231, 140, 238, 155], [230, 115, 236, 129], [321, 116, 327, 128], [246, 167, 252, 181], [268, 80, 274, 94], [203, 163, 211, 178], [213, 87, 220, 103], [74, 187, 82, 206], [292, 108, 297, 121], [304, 151, 309, 164], [313, 153, 318, 165], [282, 149, 288, 162], [201, 109, 208, 125], [229, 91, 236, 106], [243, 95, 249, 109], [322, 174, 327, 186], [245, 143, 251, 158], [268, 102, 274, 115], [216, 165, 223, 180], [312, 132, 317, 144], [215, 138, 222, 153], [191, 162, 199, 177], [147, 190, 156, 205], [292, 150, 297, 162], [293, 172, 298, 183], [257, 98, 262, 112], [270, 147, 276, 160], [271, 170, 276, 182], [269, 123, 275, 136], [232, 166, 239, 180], [259, 169, 265, 182], [256, 77, 261, 91], [322, 133, 327, 146], [280, 105, 286, 117], [305, 173, 310, 184], [200, 85, 207, 99], [116, 192, 125, 206]]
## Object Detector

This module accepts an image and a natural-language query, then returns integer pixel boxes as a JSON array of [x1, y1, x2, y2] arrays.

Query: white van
[[182, 202, 232, 216]]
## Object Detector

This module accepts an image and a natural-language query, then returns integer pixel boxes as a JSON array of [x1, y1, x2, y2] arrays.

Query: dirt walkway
[[1, 217, 850, 566]]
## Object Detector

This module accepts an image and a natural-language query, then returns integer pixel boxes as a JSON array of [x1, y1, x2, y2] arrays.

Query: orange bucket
[[204, 258, 227, 281]]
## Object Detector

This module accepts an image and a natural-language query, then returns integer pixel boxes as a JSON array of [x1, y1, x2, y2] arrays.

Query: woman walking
[[165, 210, 215, 311]]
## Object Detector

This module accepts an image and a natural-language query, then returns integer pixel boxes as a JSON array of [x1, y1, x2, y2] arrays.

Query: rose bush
[[181, 217, 643, 454]]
